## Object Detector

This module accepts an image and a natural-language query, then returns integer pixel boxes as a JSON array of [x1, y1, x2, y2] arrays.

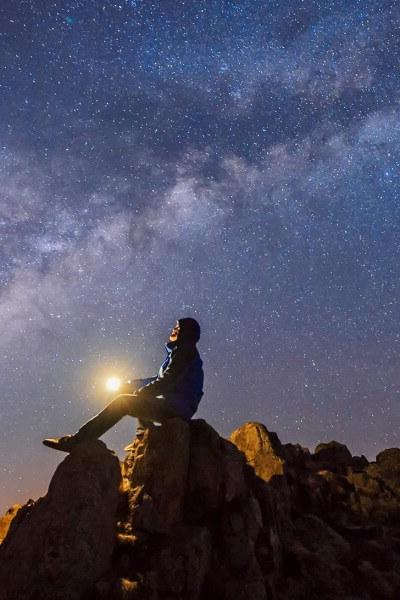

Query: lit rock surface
[[1, 419, 400, 599], [0, 503, 22, 544], [230, 421, 286, 482]]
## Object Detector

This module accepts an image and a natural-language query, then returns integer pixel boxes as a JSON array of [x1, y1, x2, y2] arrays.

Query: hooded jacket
[[133, 322, 204, 420]]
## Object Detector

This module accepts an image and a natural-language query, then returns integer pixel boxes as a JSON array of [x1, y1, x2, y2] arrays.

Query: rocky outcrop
[[0, 503, 21, 544], [0, 440, 121, 600], [123, 419, 190, 533], [1, 420, 400, 600]]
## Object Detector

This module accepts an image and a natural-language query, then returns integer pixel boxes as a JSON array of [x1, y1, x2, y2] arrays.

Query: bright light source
[[106, 377, 121, 392]]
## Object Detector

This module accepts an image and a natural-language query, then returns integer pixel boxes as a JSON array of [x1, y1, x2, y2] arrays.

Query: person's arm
[[131, 377, 157, 388], [135, 346, 195, 399], [118, 377, 156, 395]]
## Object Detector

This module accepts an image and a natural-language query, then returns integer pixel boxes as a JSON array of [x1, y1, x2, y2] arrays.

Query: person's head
[[169, 317, 201, 345]]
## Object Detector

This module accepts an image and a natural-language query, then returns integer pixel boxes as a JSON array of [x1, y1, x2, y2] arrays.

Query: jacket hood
[[177, 318, 201, 344]]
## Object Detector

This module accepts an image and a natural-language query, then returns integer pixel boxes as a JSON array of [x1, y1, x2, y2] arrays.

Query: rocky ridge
[[0, 419, 400, 599]]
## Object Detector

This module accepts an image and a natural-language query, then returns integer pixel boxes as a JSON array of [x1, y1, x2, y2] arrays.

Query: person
[[43, 317, 203, 452]]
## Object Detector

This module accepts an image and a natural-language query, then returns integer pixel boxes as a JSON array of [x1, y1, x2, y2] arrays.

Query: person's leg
[[129, 396, 183, 422], [75, 394, 182, 441], [43, 394, 185, 452], [73, 394, 131, 440]]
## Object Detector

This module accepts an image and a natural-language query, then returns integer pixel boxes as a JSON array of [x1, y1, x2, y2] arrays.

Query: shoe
[[42, 435, 81, 453]]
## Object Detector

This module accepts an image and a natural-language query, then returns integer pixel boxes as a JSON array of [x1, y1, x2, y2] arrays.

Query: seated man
[[43, 317, 203, 452]]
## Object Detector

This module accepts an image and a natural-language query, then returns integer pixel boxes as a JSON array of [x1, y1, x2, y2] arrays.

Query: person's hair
[[178, 317, 201, 343]]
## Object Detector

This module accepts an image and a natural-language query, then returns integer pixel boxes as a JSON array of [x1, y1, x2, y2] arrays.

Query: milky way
[[1, 1, 399, 511]]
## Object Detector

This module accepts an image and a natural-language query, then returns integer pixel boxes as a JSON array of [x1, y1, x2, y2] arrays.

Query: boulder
[[351, 455, 369, 472], [185, 419, 225, 520], [220, 437, 247, 503], [376, 448, 400, 495], [230, 422, 286, 483], [1, 418, 400, 600], [293, 514, 351, 558], [283, 443, 311, 468], [185, 420, 247, 522], [346, 468, 400, 523], [314, 441, 353, 470], [0, 503, 22, 544], [0, 440, 121, 600], [151, 525, 212, 600], [123, 419, 190, 533]]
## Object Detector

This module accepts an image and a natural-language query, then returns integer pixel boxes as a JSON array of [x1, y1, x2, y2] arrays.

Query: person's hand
[[118, 380, 136, 395]]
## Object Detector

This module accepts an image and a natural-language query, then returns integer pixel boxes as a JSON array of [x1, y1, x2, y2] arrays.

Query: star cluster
[[0, 0, 399, 511]]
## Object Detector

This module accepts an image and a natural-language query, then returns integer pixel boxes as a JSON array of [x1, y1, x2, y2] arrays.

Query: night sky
[[1, 0, 399, 512]]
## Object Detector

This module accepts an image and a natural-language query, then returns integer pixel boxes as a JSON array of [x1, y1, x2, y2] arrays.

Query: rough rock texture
[[0, 503, 21, 543], [0, 440, 121, 600], [230, 422, 285, 482], [123, 419, 190, 533], [1, 419, 400, 600]]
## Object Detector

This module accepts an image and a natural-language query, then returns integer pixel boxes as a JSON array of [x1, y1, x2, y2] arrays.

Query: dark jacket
[[134, 342, 204, 420]]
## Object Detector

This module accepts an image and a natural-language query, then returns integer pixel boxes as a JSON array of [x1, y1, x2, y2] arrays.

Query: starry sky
[[1, 0, 399, 512]]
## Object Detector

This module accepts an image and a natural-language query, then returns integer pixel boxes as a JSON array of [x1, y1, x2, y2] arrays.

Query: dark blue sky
[[1, 0, 399, 511]]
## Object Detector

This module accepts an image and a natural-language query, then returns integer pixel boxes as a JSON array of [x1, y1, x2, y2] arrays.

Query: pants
[[75, 393, 183, 440]]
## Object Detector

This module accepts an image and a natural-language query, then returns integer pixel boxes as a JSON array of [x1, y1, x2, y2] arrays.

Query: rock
[[314, 441, 353, 470], [0, 503, 22, 544], [220, 509, 255, 570], [350, 455, 369, 472], [205, 554, 267, 600], [152, 525, 211, 600], [311, 470, 358, 521], [283, 443, 311, 467], [293, 514, 351, 558], [346, 468, 400, 523], [357, 560, 396, 599], [242, 493, 263, 541], [282, 540, 355, 600], [184, 420, 247, 522], [224, 573, 268, 600], [220, 437, 247, 503], [230, 422, 286, 483], [185, 419, 224, 520], [0, 440, 121, 600], [116, 578, 140, 599], [376, 448, 400, 470], [352, 539, 394, 571], [334, 523, 383, 541], [123, 418, 190, 533], [1, 418, 400, 599], [376, 448, 400, 495]]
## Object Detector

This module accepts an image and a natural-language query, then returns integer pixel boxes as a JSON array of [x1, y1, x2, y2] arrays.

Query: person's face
[[169, 321, 180, 343]]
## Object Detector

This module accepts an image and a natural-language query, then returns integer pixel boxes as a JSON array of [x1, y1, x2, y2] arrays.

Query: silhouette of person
[[43, 318, 203, 452]]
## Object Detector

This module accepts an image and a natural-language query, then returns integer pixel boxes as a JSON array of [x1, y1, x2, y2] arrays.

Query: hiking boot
[[42, 435, 82, 453]]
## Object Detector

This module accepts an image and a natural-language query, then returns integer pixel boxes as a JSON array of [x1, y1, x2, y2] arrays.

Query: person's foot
[[42, 435, 81, 453]]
